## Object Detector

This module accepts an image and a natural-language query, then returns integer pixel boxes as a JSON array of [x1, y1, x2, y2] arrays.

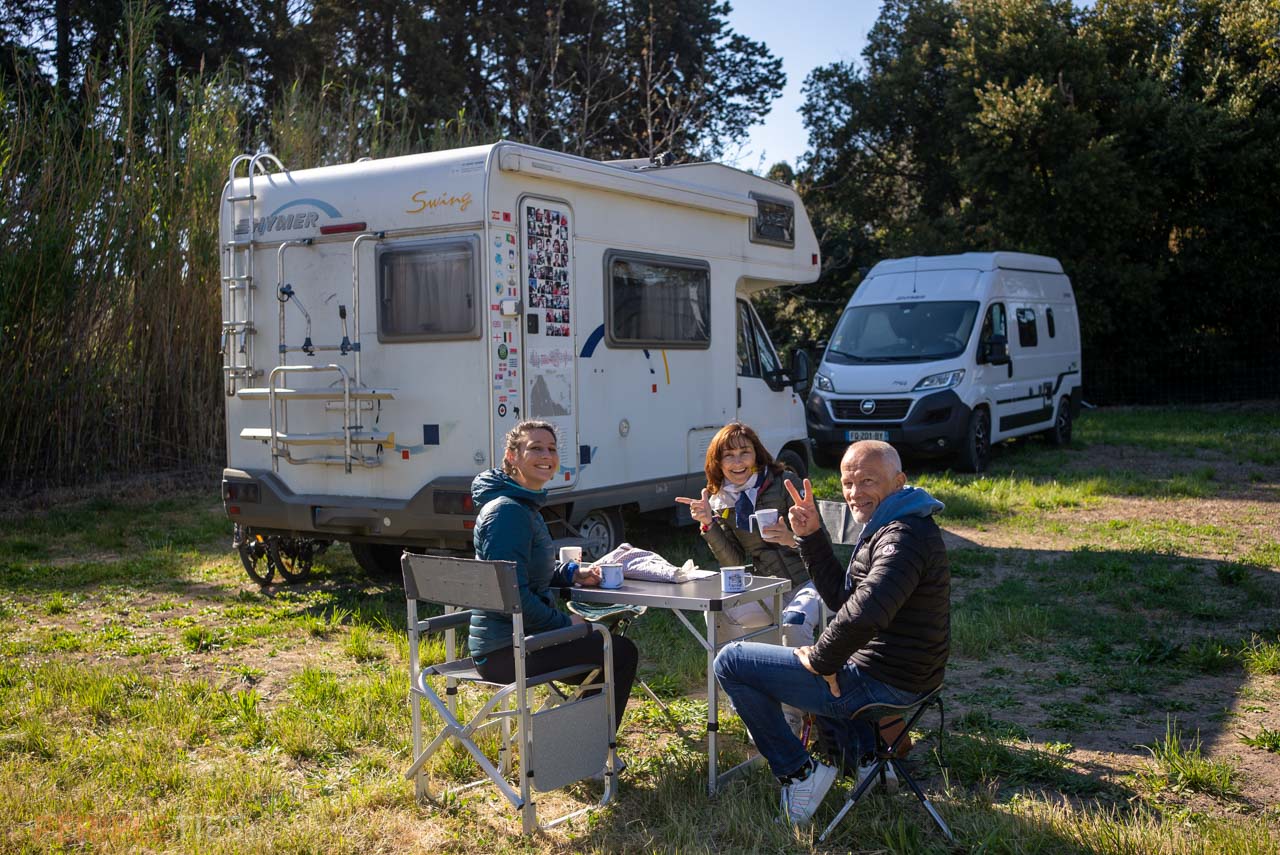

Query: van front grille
[[830, 398, 912, 421]]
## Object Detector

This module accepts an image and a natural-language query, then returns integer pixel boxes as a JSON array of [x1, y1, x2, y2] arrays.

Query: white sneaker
[[780, 761, 838, 825], [856, 759, 899, 795]]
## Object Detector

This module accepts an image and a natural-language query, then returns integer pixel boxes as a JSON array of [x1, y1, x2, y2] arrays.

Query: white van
[[806, 252, 1081, 472], [218, 142, 819, 579]]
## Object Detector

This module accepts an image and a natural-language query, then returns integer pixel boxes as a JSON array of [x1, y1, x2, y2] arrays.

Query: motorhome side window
[[376, 236, 480, 341], [1046, 307, 1056, 338], [1016, 307, 1038, 347], [606, 252, 710, 348]]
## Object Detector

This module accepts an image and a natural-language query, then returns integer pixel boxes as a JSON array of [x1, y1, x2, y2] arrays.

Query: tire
[[957, 407, 991, 473], [350, 542, 406, 578], [575, 508, 624, 561], [776, 448, 809, 479], [1046, 396, 1073, 447], [235, 525, 274, 585]]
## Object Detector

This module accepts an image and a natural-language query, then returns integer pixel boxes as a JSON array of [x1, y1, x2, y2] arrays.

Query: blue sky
[[723, 1, 885, 170]]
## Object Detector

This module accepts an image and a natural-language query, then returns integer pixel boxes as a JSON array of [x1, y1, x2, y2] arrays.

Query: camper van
[[219, 143, 819, 581], [806, 252, 1081, 473]]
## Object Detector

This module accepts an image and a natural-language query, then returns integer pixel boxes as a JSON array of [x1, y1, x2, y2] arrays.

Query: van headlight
[[814, 373, 834, 392], [913, 369, 965, 391]]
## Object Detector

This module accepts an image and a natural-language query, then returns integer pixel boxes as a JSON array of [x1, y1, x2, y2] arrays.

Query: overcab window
[[376, 236, 480, 341], [606, 252, 710, 348]]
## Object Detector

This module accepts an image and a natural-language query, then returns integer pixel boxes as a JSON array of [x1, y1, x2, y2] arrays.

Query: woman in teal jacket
[[469, 420, 638, 729]]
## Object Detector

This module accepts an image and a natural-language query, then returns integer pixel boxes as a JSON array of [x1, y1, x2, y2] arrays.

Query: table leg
[[706, 608, 718, 797]]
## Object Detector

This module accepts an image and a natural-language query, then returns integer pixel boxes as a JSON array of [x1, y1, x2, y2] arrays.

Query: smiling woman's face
[[719, 438, 757, 488], [506, 428, 559, 490]]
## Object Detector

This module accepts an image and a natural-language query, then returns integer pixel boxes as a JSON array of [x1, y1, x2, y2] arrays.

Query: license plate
[[846, 430, 889, 441]]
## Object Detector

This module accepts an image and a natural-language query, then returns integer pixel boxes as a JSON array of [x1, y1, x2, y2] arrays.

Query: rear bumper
[[806, 389, 971, 459], [221, 468, 476, 550]]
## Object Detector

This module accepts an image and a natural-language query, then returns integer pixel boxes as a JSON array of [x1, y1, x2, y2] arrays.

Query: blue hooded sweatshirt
[[468, 468, 572, 658]]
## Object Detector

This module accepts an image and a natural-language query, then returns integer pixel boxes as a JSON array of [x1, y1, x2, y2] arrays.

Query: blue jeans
[[714, 641, 921, 778]]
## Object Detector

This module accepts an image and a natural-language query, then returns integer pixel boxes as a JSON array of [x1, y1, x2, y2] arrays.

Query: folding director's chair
[[402, 553, 621, 834]]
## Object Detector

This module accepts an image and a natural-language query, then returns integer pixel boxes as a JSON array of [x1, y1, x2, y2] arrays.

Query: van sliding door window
[[376, 236, 480, 341], [1016, 308, 1038, 348], [606, 252, 710, 348]]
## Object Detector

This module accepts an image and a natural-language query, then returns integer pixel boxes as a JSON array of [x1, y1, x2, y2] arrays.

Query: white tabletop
[[566, 574, 790, 612]]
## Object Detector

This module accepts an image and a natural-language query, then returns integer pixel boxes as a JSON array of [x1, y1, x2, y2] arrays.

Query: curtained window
[[606, 252, 710, 348], [377, 236, 479, 341]]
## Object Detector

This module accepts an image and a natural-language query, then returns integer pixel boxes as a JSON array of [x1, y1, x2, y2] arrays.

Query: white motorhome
[[219, 143, 819, 580], [807, 252, 1082, 473]]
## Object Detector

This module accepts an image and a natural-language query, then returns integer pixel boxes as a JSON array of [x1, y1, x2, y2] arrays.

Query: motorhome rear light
[[433, 491, 476, 515], [228, 505, 240, 515], [223, 482, 260, 503], [812, 254, 818, 265], [319, 221, 368, 235], [463, 520, 476, 530]]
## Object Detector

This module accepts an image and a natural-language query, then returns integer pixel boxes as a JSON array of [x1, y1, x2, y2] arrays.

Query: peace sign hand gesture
[[675, 488, 714, 527], [783, 478, 821, 537]]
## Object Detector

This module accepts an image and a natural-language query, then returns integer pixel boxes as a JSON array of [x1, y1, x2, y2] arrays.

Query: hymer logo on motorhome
[[233, 198, 340, 236]]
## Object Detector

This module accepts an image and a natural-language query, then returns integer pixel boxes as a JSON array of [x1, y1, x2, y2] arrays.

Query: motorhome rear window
[[606, 252, 710, 349], [749, 192, 796, 248], [376, 236, 480, 341]]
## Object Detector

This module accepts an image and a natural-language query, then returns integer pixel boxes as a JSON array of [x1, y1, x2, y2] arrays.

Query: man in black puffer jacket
[[713, 440, 949, 826]]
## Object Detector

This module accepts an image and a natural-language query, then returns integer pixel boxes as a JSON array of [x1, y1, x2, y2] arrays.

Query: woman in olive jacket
[[677, 422, 817, 644]]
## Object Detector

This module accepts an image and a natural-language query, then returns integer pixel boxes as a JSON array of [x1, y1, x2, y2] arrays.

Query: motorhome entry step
[[237, 386, 396, 401], [240, 428, 391, 445]]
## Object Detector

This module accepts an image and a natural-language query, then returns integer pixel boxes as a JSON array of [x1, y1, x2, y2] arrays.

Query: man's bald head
[[841, 440, 903, 476]]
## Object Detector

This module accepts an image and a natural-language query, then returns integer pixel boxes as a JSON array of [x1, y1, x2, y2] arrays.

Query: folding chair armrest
[[419, 611, 472, 634], [524, 622, 592, 654]]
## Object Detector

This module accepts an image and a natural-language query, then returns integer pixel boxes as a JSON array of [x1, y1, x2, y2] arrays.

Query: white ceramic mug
[[748, 508, 780, 532], [599, 563, 624, 589], [559, 546, 583, 564], [720, 566, 754, 594]]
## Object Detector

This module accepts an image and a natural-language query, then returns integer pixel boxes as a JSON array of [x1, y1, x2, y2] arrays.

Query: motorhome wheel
[[776, 448, 809, 479], [1046, 396, 1073, 446], [958, 407, 991, 474], [577, 508, 624, 561], [234, 525, 274, 585]]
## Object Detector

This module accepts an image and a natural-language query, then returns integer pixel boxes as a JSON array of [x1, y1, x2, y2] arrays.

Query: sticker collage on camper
[[525, 205, 572, 338]]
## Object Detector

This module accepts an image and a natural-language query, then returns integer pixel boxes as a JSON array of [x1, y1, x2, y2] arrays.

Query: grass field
[[2, 403, 1279, 853]]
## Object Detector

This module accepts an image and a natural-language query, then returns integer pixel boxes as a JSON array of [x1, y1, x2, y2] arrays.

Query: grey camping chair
[[402, 553, 621, 834]]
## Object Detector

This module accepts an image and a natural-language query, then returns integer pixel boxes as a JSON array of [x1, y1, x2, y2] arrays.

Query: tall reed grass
[[0, 6, 495, 492]]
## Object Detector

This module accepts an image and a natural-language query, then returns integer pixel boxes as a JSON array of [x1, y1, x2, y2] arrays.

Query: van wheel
[[957, 408, 991, 473], [350, 542, 404, 578], [776, 449, 809, 479], [1047, 396, 1073, 446], [576, 508, 624, 561]]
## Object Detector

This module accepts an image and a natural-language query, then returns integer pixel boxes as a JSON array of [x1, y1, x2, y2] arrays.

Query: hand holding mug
[[675, 487, 713, 526], [575, 564, 602, 587], [759, 519, 797, 548], [783, 478, 820, 537]]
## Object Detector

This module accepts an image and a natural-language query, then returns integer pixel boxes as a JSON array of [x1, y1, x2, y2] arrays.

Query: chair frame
[[818, 685, 953, 844], [402, 553, 620, 834]]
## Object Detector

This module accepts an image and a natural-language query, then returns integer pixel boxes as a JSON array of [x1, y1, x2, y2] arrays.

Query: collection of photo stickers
[[525, 205, 572, 338]]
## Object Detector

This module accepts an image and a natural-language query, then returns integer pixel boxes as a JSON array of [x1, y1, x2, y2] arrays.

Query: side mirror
[[790, 349, 812, 395], [982, 334, 1010, 365]]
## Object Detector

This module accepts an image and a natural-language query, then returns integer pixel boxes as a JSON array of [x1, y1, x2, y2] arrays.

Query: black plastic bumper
[[807, 389, 972, 459]]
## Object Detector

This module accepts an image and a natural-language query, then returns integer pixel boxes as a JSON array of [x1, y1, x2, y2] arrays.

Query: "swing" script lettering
[[406, 190, 473, 214]]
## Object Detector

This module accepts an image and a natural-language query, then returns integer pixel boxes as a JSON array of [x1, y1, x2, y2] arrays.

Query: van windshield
[[826, 301, 980, 364]]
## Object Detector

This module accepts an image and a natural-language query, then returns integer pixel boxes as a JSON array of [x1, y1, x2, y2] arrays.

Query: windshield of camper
[[826, 301, 980, 363]]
